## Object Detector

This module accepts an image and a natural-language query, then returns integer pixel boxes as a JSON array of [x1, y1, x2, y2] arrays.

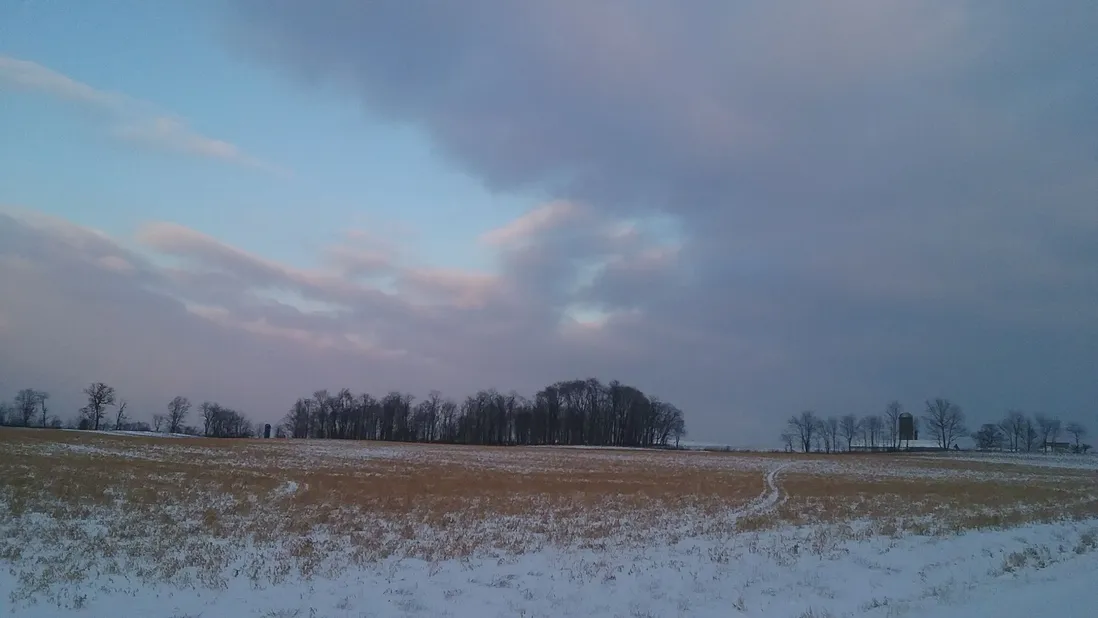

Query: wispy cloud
[[0, 55, 280, 172], [0, 55, 123, 108], [479, 201, 583, 247], [112, 117, 268, 170]]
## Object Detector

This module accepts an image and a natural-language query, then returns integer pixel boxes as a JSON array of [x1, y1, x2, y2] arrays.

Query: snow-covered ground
[[66, 428, 197, 439], [1, 430, 1096, 617], [677, 439, 791, 452], [919, 449, 1098, 471], [3, 514, 1094, 617], [905, 544, 1097, 618]]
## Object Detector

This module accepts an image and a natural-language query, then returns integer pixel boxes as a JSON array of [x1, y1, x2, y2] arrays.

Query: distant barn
[[1044, 441, 1072, 454]]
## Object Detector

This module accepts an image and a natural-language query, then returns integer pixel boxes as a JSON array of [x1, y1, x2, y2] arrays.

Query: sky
[[1, 0, 1096, 446]]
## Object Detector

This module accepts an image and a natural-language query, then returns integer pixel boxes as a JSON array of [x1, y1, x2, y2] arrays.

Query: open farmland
[[2, 429, 1098, 617]]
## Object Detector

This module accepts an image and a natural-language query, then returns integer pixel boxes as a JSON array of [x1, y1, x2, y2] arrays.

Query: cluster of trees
[[0, 382, 257, 438], [0, 383, 131, 430], [783, 399, 1091, 454], [783, 400, 929, 453], [0, 388, 56, 428], [282, 378, 687, 448], [973, 412, 1090, 454], [198, 401, 255, 438], [2, 377, 686, 448]]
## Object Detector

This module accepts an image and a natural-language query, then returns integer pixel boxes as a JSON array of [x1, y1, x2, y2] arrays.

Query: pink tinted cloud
[[0, 55, 279, 171], [479, 201, 583, 247]]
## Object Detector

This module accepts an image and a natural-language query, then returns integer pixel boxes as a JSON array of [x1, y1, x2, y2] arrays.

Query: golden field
[[2, 427, 1096, 602]]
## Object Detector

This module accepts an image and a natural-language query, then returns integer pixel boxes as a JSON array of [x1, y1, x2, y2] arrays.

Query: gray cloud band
[[2, 1, 1095, 444]]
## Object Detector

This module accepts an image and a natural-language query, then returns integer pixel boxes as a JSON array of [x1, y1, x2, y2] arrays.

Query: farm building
[[1044, 441, 1073, 454], [848, 439, 947, 453]]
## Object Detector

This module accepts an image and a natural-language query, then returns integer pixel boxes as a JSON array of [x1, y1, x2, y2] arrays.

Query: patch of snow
[[60, 428, 195, 439], [101, 429, 195, 439], [679, 439, 774, 452], [273, 480, 299, 497], [1, 519, 1095, 617], [900, 543, 1098, 618], [921, 450, 1098, 471]]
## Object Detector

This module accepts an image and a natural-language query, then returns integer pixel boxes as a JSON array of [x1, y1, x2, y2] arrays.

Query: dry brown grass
[[784, 473, 1093, 523], [2, 427, 1097, 597], [0, 428, 763, 594], [759, 453, 1098, 537]]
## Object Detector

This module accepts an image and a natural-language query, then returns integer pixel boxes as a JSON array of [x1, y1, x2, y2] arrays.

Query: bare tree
[[864, 415, 884, 449], [37, 391, 50, 427], [669, 410, 686, 448], [1065, 422, 1087, 451], [80, 382, 116, 431], [812, 427, 825, 453], [1034, 414, 1061, 453], [884, 401, 903, 449], [1022, 416, 1039, 452], [202, 401, 217, 436], [152, 414, 165, 433], [839, 414, 860, 451], [974, 423, 1003, 450], [166, 396, 191, 435], [922, 398, 967, 450], [999, 411, 1027, 452], [822, 416, 839, 454], [787, 411, 818, 453], [14, 389, 45, 427], [114, 400, 129, 430], [780, 431, 794, 453]]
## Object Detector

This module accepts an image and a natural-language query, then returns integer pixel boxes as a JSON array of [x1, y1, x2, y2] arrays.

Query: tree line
[[782, 398, 1090, 454], [0, 388, 54, 428], [1, 377, 689, 449], [281, 378, 687, 448], [974, 412, 1089, 454], [0, 382, 256, 438]]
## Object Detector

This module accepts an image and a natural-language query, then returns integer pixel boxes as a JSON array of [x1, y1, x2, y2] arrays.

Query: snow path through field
[[733, 462, 791, 522]]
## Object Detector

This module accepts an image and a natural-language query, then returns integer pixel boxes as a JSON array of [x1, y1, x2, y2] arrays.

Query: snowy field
[[1, 429, 1097, 617], [920, 449, 1098, 471]]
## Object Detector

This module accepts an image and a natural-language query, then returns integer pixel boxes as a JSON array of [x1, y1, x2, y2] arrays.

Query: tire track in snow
[[733, 462, 792, 523]]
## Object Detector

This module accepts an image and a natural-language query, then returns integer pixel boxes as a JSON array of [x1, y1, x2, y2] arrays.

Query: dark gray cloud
[[4, 1, 1096, 444], [216, 0, 1098, 440]]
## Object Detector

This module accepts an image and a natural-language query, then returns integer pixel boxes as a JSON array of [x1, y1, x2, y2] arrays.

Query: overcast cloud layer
[[3, 1, 1096, 444]]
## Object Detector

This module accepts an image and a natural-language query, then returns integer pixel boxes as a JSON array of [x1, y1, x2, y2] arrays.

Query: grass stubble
[[1, 428, 1096, 607]]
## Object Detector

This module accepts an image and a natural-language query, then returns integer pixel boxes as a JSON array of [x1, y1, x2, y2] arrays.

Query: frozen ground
[[3, 517, 1096, 618], [61, 428, 196, 439], [905, 546, 1096, 618], [1, 429, 1096, 617], [919, 449, 1098, 471]]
